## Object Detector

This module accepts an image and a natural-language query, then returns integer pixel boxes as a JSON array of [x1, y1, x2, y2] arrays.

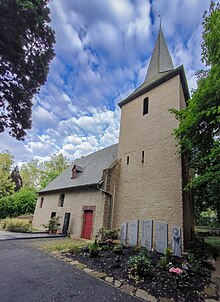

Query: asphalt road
[[0, 240, 141, 302]]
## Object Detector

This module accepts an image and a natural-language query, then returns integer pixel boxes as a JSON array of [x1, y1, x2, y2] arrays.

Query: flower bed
[[61, 245, 214, 302]]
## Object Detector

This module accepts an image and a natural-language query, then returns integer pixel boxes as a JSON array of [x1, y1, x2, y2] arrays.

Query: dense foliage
[[39, 153, 70, 189], [0, 188, 37, 219], [0, 152, 15, 196], [0, 0, 55, 140], [172, 2, 220, 221], [11, 165, 23, 191], [3, 219, 32, 232], [20, 153, 70, 189], [0, 150, 69, 218]]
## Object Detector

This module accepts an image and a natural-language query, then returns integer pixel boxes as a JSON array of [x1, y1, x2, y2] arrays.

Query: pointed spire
[[145, 28, 174, 84]]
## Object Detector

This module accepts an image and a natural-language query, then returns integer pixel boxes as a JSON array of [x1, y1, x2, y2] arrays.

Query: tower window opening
[[143, 97, 149, 115], [127, 156, 130, 165], [142, 151, 145, 163]]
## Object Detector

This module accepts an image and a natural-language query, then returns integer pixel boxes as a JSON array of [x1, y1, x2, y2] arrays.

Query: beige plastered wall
[[32, 187, 105, 239], [113, 75, 190, 247]]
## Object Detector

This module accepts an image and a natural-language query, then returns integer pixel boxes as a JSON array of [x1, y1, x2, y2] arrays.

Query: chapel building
[[32, 28, 194, 249]]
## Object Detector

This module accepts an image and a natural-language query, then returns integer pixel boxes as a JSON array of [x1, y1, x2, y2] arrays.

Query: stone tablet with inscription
[[129, 220, 139, 246], [156, 222, 168, 254], [141, 220, 153, 250], [120, 223, 127, 244], [172, 226, 181, 256]]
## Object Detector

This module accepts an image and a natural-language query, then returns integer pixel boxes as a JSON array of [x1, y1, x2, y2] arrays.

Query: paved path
[[0, 240, 141, 302], [0, 230, 66, 241]]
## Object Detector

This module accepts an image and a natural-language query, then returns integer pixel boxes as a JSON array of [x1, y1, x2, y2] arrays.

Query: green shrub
[[98, 227, 119, 241], [128, 253, 152, 282], [165, 248, 172, 261], [188, 253, 203, 274], [113, 243, 124, 254], [157, 248, 172, 268], [5, 220, 32, 232], [44, 217, 60, 231], [157, 256, 168, 268], [88, 241, 100, 257], [0, 188, 37, 219], [100, 244, 110, 251]]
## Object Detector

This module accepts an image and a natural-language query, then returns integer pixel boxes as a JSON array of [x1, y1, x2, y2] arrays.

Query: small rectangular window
[[127, 156, 130, 165], [142, 151, 144, 163], [143, 97, 149, 115], [51, 212, 56, 218]]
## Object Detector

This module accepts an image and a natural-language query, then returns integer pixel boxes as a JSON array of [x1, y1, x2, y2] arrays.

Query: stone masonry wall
[[101, 160, 119, 229], [32, 187, 104, 239], [113, 75, 189, 247]]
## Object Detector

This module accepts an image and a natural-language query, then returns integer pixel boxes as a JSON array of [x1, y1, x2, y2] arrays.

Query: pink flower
[[169, 267, 183, 275]]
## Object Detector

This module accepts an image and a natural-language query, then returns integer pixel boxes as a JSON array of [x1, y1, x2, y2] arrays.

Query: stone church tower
[[113, 29, 194, 247]]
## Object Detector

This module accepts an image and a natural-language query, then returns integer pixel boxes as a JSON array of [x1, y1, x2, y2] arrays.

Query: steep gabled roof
[[40, 144, 118, 193], [118, 29, 190, 108], [118, 65, 190, 108], [145, 28, 174, 84]]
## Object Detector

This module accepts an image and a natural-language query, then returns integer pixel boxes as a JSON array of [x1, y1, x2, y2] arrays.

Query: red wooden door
[[82, 210, 93, 239]]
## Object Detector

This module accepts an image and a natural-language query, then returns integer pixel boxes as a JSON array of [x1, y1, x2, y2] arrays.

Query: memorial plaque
[[141, 220, 153, 250], [172, 226, 181, 257], [156, 222, 168, 254], [129, 220, 139, 246], [120, 223, 127, 244]]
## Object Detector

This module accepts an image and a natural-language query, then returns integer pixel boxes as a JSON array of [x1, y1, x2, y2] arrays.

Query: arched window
[[39, 197, 44, 208], [58, 194, 65, 207]]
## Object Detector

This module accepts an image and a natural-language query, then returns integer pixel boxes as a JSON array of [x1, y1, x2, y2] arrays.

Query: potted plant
[[45, 217, 60, 234]]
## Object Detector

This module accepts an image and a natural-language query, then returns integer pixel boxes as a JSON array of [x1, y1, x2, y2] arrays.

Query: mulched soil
[[63, 246, 213, 302]]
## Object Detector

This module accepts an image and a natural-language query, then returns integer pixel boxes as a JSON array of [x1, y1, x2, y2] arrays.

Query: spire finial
[[159, 14, 162, 30]]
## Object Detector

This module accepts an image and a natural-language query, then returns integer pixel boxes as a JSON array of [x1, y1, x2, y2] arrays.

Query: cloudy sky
[[0, 0, 213, 164]]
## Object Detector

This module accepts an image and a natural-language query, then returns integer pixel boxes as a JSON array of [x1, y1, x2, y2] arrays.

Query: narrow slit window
[[127, 156, 130, 165], [58, 194, 65, 207], [39, 197, 44, 208], [142, 151, 145, 163], [143, 97, 149, 115]]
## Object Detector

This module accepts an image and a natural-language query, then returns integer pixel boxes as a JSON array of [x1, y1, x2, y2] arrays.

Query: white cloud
[[1, 0, 214, 164]]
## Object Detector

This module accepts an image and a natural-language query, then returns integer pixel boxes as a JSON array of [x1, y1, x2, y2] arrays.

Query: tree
[[0, 151, 15, 196], [11, 165, 23, 191], [0, 188, 37, 218], [172, 2, 220, 221], [0, 195, 15, 218], [20, 159, 43, 189], [20, 153, 70, 190], [40, 153, 70, 189], [13, 188, 37, 216], [0, 0, 55, 140]]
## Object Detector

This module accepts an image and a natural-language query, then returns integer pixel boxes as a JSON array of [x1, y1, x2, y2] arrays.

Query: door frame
[[62, 212, 71, 234], [81, 206, 96, 239]]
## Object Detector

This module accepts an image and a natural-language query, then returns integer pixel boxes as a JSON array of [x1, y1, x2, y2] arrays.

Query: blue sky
[[0, 0, 213, 164]]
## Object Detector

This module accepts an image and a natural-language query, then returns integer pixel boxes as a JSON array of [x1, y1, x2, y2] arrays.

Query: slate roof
[[40, 144, 118, 193], [118, 65, 190, 108], [145, 28, 174, 84], [118, 29, 190, 108]]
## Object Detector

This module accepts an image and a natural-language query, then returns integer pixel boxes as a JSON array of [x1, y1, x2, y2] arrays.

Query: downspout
[[97, 180, 113, 228]]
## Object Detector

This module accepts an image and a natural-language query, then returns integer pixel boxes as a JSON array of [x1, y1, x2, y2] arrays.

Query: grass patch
[[205, 237, 220, 247], [0, 218, 33, 232], [32, 238, 90, 253]]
